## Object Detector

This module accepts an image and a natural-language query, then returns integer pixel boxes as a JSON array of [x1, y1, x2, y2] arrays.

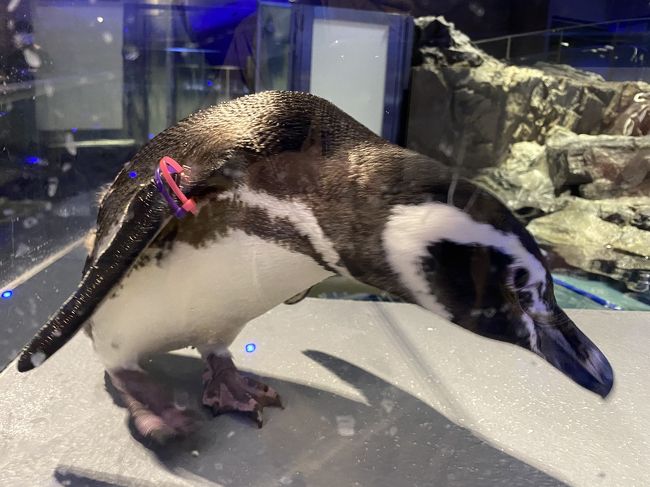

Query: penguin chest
[[89, 229, 333, 367]]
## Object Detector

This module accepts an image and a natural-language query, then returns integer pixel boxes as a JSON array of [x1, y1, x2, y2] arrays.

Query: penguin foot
[[110, 369, 198, 443], [202, 354, 283, 427]]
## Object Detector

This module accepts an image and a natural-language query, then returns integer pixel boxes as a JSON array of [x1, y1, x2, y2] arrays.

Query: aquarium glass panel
[[1, 1, 648, 485]]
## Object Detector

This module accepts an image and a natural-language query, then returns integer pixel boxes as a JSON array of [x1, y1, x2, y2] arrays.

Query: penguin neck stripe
[[386, 203, 547, 285], [218, 186, 351, 277], [382, 202, 548, 323]]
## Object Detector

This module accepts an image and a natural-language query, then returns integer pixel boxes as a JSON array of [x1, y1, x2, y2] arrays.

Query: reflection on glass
[[0, 2, 649, 484]]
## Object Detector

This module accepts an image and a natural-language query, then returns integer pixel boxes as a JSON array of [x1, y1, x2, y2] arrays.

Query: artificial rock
[[408, 16, 650, 296], [407, 17, 650, 172]]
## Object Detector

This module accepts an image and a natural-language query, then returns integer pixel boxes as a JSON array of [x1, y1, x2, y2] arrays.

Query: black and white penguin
[[17, 91, 613, 441]]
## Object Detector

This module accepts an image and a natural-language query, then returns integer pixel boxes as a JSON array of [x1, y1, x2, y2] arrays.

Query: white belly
[[89, 230, 333, 369]]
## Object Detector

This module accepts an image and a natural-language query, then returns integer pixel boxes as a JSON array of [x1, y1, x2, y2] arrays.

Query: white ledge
[[1, 300, 648, 486]]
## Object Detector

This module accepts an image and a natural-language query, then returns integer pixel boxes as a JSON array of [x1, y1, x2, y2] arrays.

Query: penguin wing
[[16, 90, 356, 371], [17, 156, 225, 372]]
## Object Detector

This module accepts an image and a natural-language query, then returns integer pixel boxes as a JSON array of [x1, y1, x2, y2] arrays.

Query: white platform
[[1, 299, 648, 486]]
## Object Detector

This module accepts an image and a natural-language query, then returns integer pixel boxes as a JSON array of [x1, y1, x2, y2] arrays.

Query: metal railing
[[475, 16, 650, 61]]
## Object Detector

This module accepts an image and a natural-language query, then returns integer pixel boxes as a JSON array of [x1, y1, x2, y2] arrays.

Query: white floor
[[1, 299, 648, 487]]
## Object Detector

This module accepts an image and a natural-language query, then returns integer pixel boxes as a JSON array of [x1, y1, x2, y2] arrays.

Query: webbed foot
[[202, 354, 283, 427], [110, 369, 198, 443]]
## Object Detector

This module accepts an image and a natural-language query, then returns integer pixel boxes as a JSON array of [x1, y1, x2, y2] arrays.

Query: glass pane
[[1, 2, 648, 485]]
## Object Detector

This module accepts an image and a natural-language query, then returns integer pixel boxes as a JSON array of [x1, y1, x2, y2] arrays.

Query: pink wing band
[[159, 156, 198, 215]]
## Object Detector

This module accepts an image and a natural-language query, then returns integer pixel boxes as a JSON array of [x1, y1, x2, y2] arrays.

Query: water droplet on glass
[[64, 133, 77, 156], [173, 390, 189, 411], [23, 216, 39, 229], [102, 32, 113, 44], [23, 49, 42, 68], [381, 399, 395, 413], [7, 0, 22, 13], [469, 2, 485, 16], [15, 243, 30, 257], [336, 415, 355, 437], [191, 450, 199, 457], [124, 45, 140, 61], [47, 177, 59, 197]]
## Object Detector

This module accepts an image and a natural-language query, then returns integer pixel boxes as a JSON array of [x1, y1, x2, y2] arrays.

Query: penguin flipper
[[17, 180, 169, 372]]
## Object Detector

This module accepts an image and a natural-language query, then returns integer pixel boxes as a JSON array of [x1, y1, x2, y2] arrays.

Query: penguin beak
[[533, 307, 614, 398]]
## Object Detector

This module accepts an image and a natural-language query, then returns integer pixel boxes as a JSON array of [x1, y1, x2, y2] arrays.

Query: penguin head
[[381, 185, 614, 398]]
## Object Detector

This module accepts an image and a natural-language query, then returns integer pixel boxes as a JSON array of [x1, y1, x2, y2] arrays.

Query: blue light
[[25, 156, 39, 165], [206, 80, 213, 87], [245, 343, 256, 353], [71, 127, 78, 133], [129, 171, 137, 178], [166, 47, 219, 54], [148, 133, 155, 140], [1, 290, 13, 299]]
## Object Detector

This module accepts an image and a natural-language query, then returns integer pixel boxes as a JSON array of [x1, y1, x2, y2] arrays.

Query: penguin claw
[[201, 354, 283, 427]]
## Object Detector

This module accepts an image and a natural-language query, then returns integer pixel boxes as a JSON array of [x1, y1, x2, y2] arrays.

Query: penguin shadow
[[52, 466, 177, 487], [103, 351, 569, 487]]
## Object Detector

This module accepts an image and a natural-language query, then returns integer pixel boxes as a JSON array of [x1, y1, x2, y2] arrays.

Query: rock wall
[[527, 198, 650, 293], [407, 16, 650, 294], [546, 128, 650, 199], [407, 16, 650, 172]]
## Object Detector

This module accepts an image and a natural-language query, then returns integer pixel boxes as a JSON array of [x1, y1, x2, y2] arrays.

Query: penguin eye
[[513, 267, 529, 289]]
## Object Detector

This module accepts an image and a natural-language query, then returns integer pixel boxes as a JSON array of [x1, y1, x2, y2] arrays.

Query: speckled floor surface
[[1, 300, 648, 487]]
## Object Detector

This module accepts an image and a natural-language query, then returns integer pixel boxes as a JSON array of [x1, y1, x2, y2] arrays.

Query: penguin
[[16, 91, 614, 441]]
